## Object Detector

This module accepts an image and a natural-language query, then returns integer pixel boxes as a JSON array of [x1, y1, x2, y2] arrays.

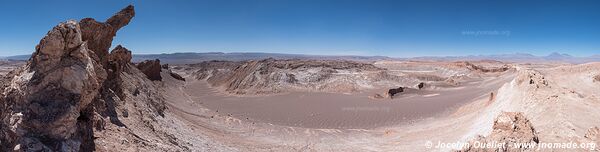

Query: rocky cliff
[[188, 58, 407, 94], [0, 5, 191, 151]]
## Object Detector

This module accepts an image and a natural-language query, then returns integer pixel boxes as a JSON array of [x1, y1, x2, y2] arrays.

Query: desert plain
[[0, 5, 599, 152]]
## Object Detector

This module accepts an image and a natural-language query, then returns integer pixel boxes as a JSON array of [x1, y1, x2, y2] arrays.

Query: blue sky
[[0, 0, 599, 57]]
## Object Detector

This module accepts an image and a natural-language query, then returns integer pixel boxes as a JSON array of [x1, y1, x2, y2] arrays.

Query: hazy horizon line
[[2, 51, 599, 59]]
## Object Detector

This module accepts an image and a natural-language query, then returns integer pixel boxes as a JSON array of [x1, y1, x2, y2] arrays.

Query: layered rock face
[[136, 59, 162, 81], [0, 5, 176, 151], [457, 61, 512, 73], [189, 58, 391, 94], [459, 112, 539, 152]]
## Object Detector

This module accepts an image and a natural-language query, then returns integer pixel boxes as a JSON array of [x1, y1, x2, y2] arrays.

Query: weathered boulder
[[417, 82, 425, 89], [387, 87, 404, 98], [136, 59, 163, 81], [458, 112, 539, 152], [594, 74, 600, 82], [369, 87, 406, 100], [170, 71, 186, 81]]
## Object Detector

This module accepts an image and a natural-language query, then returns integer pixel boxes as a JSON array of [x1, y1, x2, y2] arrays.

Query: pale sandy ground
[[160, 67, 509, 151], [181, 70, 513, 129], [158, 62, 600, 151], [3, 60, 594, 151]]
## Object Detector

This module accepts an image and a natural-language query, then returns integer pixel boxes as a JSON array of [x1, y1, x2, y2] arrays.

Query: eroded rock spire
[[0, 5, 135, 151], [79, 5, 135, 68]]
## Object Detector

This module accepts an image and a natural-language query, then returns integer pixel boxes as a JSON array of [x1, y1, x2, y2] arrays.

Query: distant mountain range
[[411, 52, 600, 64], [2, 52, 599, 64], [0, 54, 31, 61], [133, 52, 393, 64]]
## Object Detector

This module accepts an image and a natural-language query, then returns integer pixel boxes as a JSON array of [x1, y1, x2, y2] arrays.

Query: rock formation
[[417, 82, 425, 89], [79, 5, 134, 68], [158, 63, 185, 81], [169, 71, 186, 81], [387, 87, 404, 98], [518, 70, 549, 88], [0, 20, 105, 151], [457, 61, 511, 73], [459, 112, 539, 152], [105, 45, 132, 99], [594, 74, 600, 82], [190, 58, 385, 94], [0, 5, 182, 151], [370, 87, 405, 99], [136, 59, 162, 81]]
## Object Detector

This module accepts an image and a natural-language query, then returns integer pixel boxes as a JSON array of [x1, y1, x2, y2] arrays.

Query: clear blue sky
[[0, 0, 599, 57]]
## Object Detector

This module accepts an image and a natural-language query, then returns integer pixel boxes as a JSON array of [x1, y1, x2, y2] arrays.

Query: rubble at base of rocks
[[458, 112, 539, 152]]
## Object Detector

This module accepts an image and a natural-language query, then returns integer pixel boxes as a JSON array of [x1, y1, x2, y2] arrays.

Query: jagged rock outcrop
[[79, 5, 134, 67], [0, 20, 105, 151], [459, 112, 539, 152], [594, 75, 600, 82], [105, 45, 132, 99], [136, 59, 162, 81], [0, 5, 182, 151]]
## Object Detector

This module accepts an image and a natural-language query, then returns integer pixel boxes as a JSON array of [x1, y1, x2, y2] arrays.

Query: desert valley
[[1, 4, 599, 152]]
